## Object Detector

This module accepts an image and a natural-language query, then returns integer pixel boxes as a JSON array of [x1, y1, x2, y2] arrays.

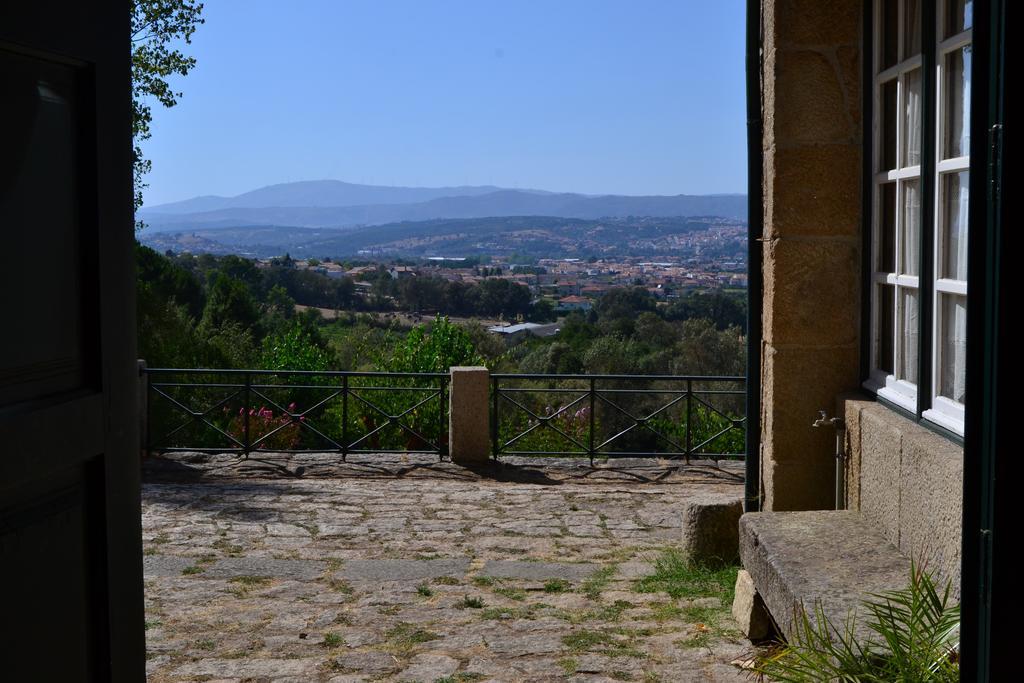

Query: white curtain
[[961, 48, 971, 154], [947, 172, 969, 405], [901, 290, 919, 384], [943, 296, 967, 404], [903, 180, 921, 275], [904, 69, 922, 166], [954, 172, 969, 279]]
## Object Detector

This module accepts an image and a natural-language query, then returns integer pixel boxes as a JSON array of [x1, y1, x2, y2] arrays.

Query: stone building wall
[[759, 0, 864, 510], [759, 0, 964, 590]]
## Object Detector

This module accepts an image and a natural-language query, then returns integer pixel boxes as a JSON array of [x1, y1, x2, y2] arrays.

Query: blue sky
[[141, 0, 747, 206]]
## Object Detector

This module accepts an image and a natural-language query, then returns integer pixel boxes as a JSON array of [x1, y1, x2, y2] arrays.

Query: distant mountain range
[[139, 180, 747, 232], [139, 215, 746, 261]]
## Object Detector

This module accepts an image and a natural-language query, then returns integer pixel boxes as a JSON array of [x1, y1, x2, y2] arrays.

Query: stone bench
[[736, 510, 913, 641]]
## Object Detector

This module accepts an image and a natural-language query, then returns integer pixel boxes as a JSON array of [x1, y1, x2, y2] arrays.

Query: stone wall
[[839, 393, 964, 591], [759, 0, 864, 510]]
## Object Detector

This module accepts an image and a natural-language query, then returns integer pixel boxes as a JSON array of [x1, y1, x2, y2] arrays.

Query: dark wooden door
[[0, 2, 145, 680]]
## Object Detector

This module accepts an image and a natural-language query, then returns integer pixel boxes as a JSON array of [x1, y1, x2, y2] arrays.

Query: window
[[866, 0, 972, 436]]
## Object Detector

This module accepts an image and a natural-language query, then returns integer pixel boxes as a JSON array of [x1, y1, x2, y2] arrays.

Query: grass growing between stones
[[458, 596, 485, 609], [551, 599, 634, 625], [558, 657, 579, 675], [435, 673, 485, 683], [543, 578, 571, 593], [561, 629, 645, 659], [580, 565, 618, 600], [416, 583, 434, 597], [433, 576, 461, 586], [479, 604, 544, 621], [228, 575, 272, 597], [327, 578, 354, 595], [382, 622, 440, 656], [632, 549, 737, 601], [321, 632, 344, 648], [181, 565, 204, 576]]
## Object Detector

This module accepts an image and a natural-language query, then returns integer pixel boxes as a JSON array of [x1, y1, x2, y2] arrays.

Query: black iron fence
[[491, 374, 746, 464], [145, 368, 449, 458], [143, 368, 745, 464]]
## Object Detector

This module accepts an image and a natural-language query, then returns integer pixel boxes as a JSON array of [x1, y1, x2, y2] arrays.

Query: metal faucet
[[813, 410, 847, 510], [813, 410, 845, 430]]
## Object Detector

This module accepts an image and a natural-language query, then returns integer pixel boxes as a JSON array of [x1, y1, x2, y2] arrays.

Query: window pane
[[898, 288, 919, 384], [879, 183, 896, 272], [945, 0, 973, 38], [881, 0, 899, 70], [876, 284, 895, 375], [881, 79, 898, 171], [943, 47, 971, 159], [939, 294, 967, 404], [903, 69, 922, 166], [940, 171, 970, 280], [900, 179, 920, 275], [904, 0, 921, 58]]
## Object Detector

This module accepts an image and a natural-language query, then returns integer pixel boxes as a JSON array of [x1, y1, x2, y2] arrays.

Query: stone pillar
[[759, 0, 864, 510], [449, 366, 490, 465], [138, 359, 148, 456]]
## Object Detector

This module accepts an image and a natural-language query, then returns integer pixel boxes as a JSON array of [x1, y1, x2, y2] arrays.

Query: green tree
[[200, 273, 261, 333], [381, 316, 482, 373], [596, 287, 657, 331], [528, 297, 557, 323], [132, 0, 205, 224], [671, 319, 746, 376], [664, 290, 748, 331], [260, 323, 332, 372]]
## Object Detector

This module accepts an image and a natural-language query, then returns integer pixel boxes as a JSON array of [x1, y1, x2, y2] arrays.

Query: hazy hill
[[140, 182, 747, 232], [143, 180, 521, 215], [139, 215, 745, 260]]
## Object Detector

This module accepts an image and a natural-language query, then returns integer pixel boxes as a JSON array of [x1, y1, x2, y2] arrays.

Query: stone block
[[774, 49, 856, 144], [731, 569, 774, 641], [761, 459, 837, 513], [449, 366, 490, 464], [838, 393, 875, 511], [837, 45, 863, 126], [203, 557, 326, 581], [338, 558, 470, 583], [679, 493, 743, 564], [858, 407, 903, 545], [479, 560, 597, 581], [760, 344, 860, 511], [739, 511, 911, 642], [773, 0, 861, 47], [898, 424, 964, 594], [763, 237, 861, 346], [769, 144, 862, 239]]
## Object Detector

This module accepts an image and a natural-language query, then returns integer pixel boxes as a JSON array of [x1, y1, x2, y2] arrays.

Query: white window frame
[[866, 0, 924, 415], [865, 0, 971, 436], [923, 10, 971, 434]]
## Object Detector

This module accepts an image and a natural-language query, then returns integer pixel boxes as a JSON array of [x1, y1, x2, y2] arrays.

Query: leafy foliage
[[380, 315, 483, 374], [757, 563, 960, 682], [132, 0, 205, 225], [259, 323, 332, 372]]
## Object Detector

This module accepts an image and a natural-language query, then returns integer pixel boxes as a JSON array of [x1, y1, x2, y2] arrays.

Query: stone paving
[[142, 453, 756, 682]]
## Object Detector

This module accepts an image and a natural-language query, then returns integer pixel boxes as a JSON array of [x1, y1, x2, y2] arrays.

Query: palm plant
[[757, 562, 959, 682]]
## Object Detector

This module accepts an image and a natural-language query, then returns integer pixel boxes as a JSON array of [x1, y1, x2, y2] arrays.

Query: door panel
[[0, 49, 95, 407], [1, 2, 144, 680]]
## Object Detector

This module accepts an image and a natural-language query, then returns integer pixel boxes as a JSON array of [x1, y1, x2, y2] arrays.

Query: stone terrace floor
[[142, 453, 756, 683]]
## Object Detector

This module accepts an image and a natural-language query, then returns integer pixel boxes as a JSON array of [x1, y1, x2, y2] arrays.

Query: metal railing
[[145, 368, 449, 458], [491, 374, 746, 464]]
